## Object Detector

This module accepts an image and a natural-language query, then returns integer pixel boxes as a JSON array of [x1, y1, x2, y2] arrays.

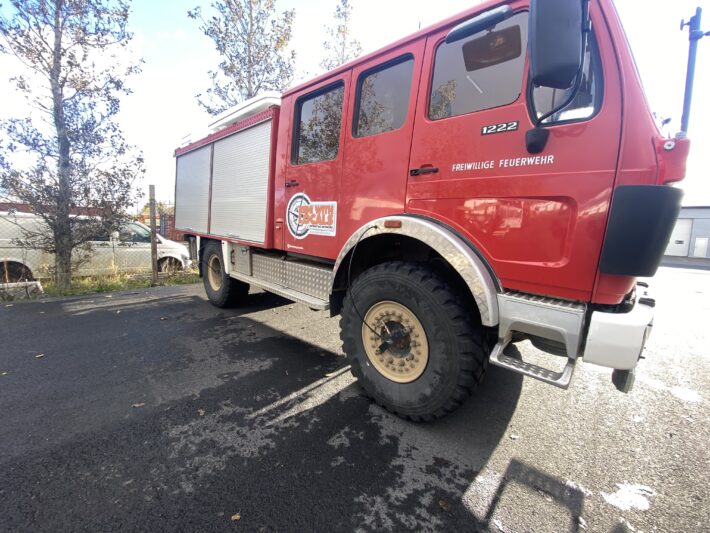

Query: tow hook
[[612, 368, 636, 393]]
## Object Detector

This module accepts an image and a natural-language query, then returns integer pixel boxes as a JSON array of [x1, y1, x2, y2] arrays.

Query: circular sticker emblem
[[286, 193, 311, 239]]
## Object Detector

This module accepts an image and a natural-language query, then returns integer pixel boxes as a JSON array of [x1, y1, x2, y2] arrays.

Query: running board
[[227, 246, 332, 310], [231, 271, 330, 310], [489, 337, 576, 389]]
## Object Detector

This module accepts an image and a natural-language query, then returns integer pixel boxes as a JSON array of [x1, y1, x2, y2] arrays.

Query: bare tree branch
[[190, 0, 296, 115], [320, 0, 362, 72], [0, 0, 144, 290]]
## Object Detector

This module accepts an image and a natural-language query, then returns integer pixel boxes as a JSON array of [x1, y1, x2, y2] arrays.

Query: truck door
[[339, 40, 425, 240], [283, 73, 351, 259], [407, 8, 622, 302]]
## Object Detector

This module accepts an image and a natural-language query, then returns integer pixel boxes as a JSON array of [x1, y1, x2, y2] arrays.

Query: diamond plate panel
[[252, 253, 284, 285], [251, 253, 333, 300]]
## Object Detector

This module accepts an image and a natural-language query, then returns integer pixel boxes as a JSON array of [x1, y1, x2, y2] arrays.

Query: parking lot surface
[[1, 267, 708, 532]]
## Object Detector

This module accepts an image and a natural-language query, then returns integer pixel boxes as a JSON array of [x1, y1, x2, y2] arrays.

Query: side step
[[231, 270, 330, 310], [227, 245, 333, 310], [489, 337, 576, 389]]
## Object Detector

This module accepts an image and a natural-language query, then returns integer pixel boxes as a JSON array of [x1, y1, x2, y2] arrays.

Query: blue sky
[[2, 0, 709, 204]]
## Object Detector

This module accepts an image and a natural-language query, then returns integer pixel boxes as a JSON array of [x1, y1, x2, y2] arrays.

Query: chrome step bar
[[490, 336, 577, 388]]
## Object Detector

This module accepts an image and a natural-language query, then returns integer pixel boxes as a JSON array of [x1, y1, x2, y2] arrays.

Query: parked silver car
[[0, 211, 191, 282]]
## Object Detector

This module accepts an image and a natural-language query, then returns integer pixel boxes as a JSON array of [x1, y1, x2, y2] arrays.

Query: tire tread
[[340, 261, 487, 421]]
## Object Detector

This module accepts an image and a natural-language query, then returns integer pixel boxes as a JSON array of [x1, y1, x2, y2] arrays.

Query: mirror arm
[[533, 65, 585, 127], [527, 64, 585, 154], [581, 0, 591, 33], [533, 1, 591, 128]]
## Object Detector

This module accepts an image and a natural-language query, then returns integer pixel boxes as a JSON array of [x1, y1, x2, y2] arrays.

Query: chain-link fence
[[1, 212, 191, 283]]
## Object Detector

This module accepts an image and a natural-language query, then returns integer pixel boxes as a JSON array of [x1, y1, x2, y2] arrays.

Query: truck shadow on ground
[[0, 288, 589, 532]]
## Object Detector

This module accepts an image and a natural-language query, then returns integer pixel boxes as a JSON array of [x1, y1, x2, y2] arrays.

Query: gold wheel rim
[[207, 254, 222, 292], [361, 301, 429, 384]]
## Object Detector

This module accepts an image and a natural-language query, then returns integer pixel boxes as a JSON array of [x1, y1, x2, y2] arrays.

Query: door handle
[[285, 179, 300, 188], [410, 166, 439, 177]]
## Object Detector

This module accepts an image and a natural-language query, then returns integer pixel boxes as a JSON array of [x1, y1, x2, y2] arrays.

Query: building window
[[530, 33, 603, 124], [354, 56, 414, 137], [293, 83, 345, 165], [429, 12, 528, 120]]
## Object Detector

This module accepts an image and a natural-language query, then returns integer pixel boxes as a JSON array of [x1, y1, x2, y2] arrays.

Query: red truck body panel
[[181, 0, 688, 306]]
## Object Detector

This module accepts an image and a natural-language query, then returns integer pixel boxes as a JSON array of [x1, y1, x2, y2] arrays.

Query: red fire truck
[[174, 0, 694, 420]]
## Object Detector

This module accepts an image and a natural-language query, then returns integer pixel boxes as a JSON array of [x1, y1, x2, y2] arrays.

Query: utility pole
[[679, 7, 709, 136], [149, 185, 159, 285]]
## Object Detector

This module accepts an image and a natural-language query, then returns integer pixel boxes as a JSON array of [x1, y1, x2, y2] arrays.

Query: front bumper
[[583, 287, 654, 371]]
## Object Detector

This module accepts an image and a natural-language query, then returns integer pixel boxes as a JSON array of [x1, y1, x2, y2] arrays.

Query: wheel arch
[[0, 259, 35, 282], [157, 254, 185, 269], [331, 215, 500, 326]]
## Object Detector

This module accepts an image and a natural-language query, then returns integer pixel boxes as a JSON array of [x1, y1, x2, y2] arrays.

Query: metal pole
[[680, 7, 706, 136], [149, 185, 158, 285]]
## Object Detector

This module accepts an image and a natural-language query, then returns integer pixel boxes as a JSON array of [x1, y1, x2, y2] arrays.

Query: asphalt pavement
[[0, 267, 708, 532]]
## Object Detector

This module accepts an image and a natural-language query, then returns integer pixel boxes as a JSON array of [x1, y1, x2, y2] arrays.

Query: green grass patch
[[42, 271, 201, 297]]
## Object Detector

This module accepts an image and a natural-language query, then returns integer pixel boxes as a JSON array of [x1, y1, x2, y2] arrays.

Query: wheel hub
[[207, 254, 222, 292], [362, 301, 429, 383]]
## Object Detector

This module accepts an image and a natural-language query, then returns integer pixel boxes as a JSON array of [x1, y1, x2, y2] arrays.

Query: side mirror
[[529, 0, 586, 90]]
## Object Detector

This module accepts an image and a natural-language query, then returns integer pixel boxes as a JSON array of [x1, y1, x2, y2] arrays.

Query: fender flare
[[332, 215, 500, 326]]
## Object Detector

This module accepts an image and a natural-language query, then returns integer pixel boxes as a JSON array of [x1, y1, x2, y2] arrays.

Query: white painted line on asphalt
[[601, 483, 656, 511], [637, 375, 703, 403]]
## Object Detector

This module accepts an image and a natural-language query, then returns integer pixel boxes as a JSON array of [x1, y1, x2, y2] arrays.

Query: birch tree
[[189, 0, 296, 115], [320, 0, 362, 71], [0, 0, 144, 289]]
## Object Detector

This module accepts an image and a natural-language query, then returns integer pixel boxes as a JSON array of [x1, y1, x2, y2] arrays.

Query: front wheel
[[340, 262, 488, 421], [159, 257, 183, 274], [201, 242, 249, 307]]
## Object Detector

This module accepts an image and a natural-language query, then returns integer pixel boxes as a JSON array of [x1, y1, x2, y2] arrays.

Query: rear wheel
[[201, 242, 249, 307], [340, 261, 487, 421]]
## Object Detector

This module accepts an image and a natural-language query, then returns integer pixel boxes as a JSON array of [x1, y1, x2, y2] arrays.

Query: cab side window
[[293, 83, 345, 164], [354, 56, 414, 137], [429, 12, 528, 120], [530, 33, 603, 124]]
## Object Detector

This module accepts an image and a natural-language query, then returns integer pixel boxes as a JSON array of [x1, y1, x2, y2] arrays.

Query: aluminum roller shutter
[[174, 145, 211, 234], [210, 120, 272, 243]]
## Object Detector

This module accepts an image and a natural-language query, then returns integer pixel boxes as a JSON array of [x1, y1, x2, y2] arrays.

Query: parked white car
[[0, 211, 191, 282]]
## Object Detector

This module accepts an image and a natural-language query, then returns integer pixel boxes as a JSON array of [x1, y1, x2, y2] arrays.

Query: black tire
[[0, 262, 33, 283], [201, 242, 249, 307], [340, 261, 487, 421], [158, 257, 183, 274]]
